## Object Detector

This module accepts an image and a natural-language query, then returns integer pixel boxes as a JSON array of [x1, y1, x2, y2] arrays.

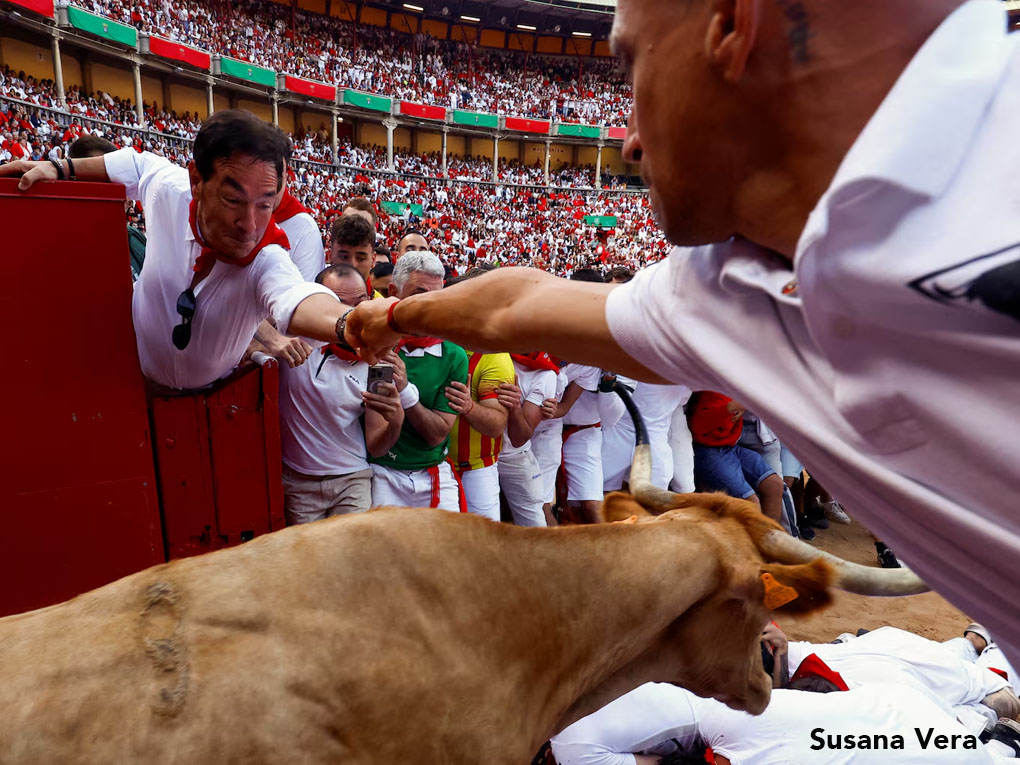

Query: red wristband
[[386, 300, 405, 334]]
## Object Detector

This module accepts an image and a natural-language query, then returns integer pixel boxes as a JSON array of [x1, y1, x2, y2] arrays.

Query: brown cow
[[0, 489, 924, 764]]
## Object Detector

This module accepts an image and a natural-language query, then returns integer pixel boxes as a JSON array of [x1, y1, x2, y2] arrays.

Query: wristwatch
[[335, 308, 356, 350]]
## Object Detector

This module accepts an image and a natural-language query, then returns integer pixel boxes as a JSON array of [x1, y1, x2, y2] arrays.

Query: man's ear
[[387, 282, 398, 298], [705, 0, 762, 83], [601, 492, 656, 524], [187, 161, 202, 198]]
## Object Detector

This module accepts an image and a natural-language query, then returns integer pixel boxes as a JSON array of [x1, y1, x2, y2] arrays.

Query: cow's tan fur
[[0, 495, 831, 764]]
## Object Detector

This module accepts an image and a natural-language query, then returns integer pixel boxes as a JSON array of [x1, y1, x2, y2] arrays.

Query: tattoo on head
[[777, 0, 812, 64]]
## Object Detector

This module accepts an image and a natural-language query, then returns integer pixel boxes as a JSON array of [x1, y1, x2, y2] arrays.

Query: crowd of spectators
[[3, 67, 610, 187], [1, 68, 662, 275], [288, 161, 664, 275], [72, 0, 632, 125]]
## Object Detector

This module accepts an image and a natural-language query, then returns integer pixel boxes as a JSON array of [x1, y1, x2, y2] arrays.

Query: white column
[[206, 81, 214, 117], [133, 62, 144, 125], [51, 35, 66, 109], [383, 118, 397, 171], [543, 140, 551, 186], [595, 141, 603, 189], [271, 93, 279, 126], [441, 126, 448, 177], [492, 134, 499, 182], [331, 111, 339, 164]]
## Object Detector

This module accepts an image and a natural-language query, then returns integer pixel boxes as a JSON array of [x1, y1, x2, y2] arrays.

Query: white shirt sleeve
[[567, 364, 602, 392], [104, 148, 181, 209], [604, 253, 719, 391], [525, 369, 557, 407], [252, 246, 338, 339], [551, 684, 698, 765]]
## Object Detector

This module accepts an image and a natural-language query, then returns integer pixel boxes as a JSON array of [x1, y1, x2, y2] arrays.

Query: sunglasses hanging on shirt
[[172, 288, 197, 350]]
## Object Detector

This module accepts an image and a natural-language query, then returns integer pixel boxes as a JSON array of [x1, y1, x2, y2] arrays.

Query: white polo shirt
[[105, 149, 335, 389], [606, 0, 1020, 670], [533, 369, 569, 439], [562, 363, 602, 426], [279, 351, 370, 476], [501, 362, 557, 457], [277, 210, 325, 281]]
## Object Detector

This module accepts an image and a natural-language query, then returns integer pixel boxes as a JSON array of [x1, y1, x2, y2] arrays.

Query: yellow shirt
[[449, 351, 515, 472]]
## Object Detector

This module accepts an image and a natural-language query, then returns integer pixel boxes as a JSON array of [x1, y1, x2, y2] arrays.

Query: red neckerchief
[[366, 276, 374, 296], [188, 199, 290, 273], [510, 351, 559, 373], [272, 189, 310, 223], [322, 344, 362, 363], [789, 653, 850, 692], [398, 337, 444, 351]]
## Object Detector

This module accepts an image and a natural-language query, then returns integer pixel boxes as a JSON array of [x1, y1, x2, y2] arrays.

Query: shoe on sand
[[821, 499, 851, 524]]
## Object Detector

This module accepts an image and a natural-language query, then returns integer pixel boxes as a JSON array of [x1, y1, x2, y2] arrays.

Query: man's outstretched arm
[[0, 157, 110, 188], [348, 267, 670, 383]]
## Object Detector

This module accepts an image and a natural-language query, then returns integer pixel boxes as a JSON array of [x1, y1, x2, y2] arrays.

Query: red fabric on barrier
[[400, 101, 447, 121], [7, 0, 53, 18], [148, 36, 211, 69], [283, 75, 337, 101], [505, 117, 551, 134]]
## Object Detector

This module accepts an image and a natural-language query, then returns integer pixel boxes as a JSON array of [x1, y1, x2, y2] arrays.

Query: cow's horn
[[757, 529, 930, 596], [614, 382, 680, 513], [613, 384, 928, 597]]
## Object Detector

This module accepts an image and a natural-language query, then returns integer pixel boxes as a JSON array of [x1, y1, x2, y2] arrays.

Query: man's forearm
[[365, 411, 402, 458], [392, 268, 575, 354], [506, 407, 535, 448], [352, 267, 671, 383], [63, 155, 111, 182], [289, 293, 349, 343], [464, 401, 507, 439], [404, 404, 454, 447], [254, 318, 279, 345]]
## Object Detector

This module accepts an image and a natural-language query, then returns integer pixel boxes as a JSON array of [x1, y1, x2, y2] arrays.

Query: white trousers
[[370, 462, 461, 513], [668, 406, 695, 493], [497, 449, 547, 527], [459, 463, 500, 521], [600, 421, 677, 493], [562, 425, 603, 502], [531, 424, 563, 504]]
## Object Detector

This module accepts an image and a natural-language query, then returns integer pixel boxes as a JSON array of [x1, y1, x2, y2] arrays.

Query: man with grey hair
[[368, 251, 469, 511]]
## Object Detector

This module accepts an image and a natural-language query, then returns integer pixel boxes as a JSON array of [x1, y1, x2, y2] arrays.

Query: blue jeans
[[693, 444, 776, 499]]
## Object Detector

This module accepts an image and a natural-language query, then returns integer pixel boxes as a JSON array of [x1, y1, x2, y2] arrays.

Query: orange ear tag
[[612, 515, 638, 525], [761, 573, 799, 610]]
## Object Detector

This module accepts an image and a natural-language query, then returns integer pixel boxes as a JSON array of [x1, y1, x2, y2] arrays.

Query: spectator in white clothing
[[279, 264, 403, 523], [496, 351, 559, 527], [1, 109, 355, 391]]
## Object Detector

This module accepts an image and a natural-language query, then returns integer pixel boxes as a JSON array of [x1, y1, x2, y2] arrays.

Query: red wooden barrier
[[150, 359, 286, 560], [0, 178, 164, 617]]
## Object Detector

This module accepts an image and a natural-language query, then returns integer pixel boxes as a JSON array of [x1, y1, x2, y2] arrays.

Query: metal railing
[[2, 93, 645, 195]]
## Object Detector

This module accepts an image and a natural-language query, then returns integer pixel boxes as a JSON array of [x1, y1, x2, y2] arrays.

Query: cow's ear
[[600, 492, 656, 523], [757, 560, 834, 614]]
